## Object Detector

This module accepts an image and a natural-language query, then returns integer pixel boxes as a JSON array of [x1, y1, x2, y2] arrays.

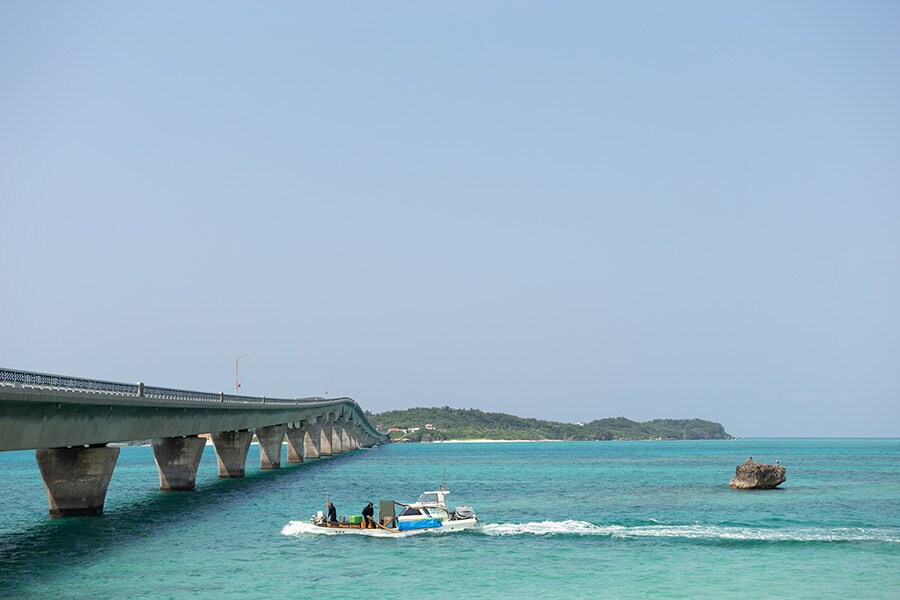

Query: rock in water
[[729, 460, 786, 489]]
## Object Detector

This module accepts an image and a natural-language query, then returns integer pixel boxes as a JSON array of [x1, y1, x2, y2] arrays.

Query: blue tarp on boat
[[398, 518, 442, 531]]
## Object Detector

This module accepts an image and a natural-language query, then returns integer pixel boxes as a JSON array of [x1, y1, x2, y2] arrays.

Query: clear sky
[[2, 2, 898, 437]]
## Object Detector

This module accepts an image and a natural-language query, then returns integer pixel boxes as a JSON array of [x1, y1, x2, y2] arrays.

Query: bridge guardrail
[[0, 368, 343, 408], [0, 369, 139, 395], [143, 386, 221, 402]]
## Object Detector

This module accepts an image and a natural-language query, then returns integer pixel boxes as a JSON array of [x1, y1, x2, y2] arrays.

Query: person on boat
[[327, 502, 338, 524], [362, 502, 375, 528]]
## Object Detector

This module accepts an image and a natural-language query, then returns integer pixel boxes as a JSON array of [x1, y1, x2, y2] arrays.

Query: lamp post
[[235, 353, 252, 395]]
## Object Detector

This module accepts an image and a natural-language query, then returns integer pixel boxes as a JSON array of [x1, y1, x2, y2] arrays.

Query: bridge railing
[[0, 368, 139, 396], [0, 368, 334, 407], [143, 386, 221, 402]]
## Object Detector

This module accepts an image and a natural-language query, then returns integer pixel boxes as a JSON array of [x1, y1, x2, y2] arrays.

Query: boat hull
[[284, 521, 404, 537], [435, 517, 479, 532], [283, 517, 478, 537]]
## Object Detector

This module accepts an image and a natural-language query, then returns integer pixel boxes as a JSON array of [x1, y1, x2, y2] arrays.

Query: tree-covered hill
[[368, 407, 732, 442]]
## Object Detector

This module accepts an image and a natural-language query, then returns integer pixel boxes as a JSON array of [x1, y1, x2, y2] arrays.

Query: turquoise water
[[0, 439, 898, 599]]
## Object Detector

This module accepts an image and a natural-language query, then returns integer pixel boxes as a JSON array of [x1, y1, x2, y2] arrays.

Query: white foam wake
[[479, 520, 900, 543], [481, 519, 604, 536]]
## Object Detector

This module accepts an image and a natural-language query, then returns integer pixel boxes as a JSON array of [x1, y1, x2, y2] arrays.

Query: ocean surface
[[0, 439, 897, 599]]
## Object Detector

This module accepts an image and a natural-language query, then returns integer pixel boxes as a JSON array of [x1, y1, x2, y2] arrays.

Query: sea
[[0, 439, 897, 599]]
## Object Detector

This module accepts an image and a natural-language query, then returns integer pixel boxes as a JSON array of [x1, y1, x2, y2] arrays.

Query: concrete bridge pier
[[211, 430, 253, 478], [341, 425, 351, 452], [151, 436, 206, 491], [319, 419, 333, 456], [331, 418, 344, 454], [256, 424, 286, 469], [304, 425, 321, 459], [285, 425, 306, 463], [35, 445, 120, 516]]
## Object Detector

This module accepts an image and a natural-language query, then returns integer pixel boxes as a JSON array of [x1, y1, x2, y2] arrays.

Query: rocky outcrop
[[729, 459, 786, 489]]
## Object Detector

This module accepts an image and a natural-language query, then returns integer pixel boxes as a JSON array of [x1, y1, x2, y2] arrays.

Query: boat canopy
[[416, 491, 449, 505]]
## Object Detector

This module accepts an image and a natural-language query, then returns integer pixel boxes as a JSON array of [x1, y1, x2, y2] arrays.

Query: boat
[[286, 486, 478, 536]]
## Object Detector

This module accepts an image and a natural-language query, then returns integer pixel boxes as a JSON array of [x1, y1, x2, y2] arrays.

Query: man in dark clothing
[[327, 502, 338, 524], [362, 502, 375, 528]]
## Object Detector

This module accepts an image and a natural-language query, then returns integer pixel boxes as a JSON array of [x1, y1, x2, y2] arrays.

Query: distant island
[[368, 407, 732, 442]]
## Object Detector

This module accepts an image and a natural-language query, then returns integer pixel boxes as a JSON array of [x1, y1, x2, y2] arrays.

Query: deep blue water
[[0, 439, 898, 598]]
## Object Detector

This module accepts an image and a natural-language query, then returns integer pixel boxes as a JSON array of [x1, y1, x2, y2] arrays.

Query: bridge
[[0, 368, 387, 517]]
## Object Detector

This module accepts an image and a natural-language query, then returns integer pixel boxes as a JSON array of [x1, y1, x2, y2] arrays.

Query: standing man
[[327, 501, 338, 524], [362, 502, 375, 528]]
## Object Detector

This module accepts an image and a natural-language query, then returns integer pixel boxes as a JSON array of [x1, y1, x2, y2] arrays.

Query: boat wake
[[478, 520, 900, 543], [282, 518, 899, 543]]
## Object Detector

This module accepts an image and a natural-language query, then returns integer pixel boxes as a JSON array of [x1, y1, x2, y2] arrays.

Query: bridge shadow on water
[[0, 452, 360, 597]]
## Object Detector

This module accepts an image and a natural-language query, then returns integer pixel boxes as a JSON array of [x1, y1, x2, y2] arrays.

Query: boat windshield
[[416, 493, 443, 505]]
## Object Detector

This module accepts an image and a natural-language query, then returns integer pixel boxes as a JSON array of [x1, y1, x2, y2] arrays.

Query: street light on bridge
[[235, 353, 252, 395]]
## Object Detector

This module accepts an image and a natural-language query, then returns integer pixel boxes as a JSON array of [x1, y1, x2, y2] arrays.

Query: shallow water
[[0, 439, 897, 598]]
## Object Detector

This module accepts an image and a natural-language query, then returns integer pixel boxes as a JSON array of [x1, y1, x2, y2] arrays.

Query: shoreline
[[111, 438, 737, 448], [110, 437, 738, 448], [406, 437, 737, 443], [428, 439, 566, 443]]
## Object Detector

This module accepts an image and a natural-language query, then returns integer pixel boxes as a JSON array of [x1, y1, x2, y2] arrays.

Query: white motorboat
[[285, 486, 478, 536]]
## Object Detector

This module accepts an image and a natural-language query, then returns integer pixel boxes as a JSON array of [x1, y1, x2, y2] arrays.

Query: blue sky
[[1, 2, 898, 436]]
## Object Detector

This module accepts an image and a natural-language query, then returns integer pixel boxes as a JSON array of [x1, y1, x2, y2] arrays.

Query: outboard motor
[[453, 505, 476, 519]]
